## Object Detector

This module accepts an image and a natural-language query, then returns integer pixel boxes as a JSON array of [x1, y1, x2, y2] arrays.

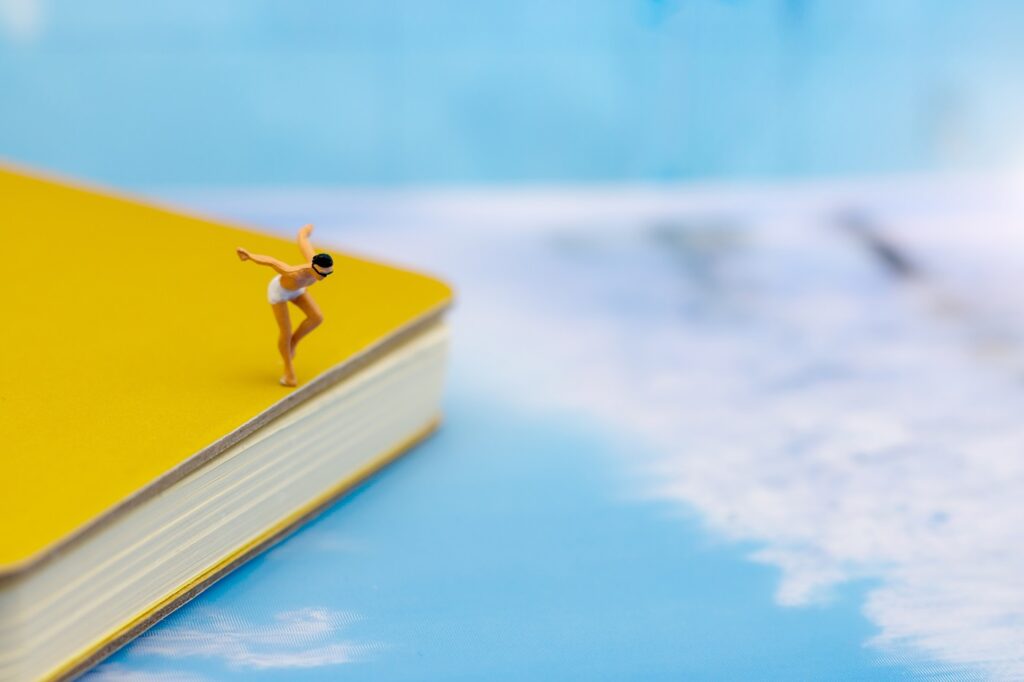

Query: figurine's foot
[[279, 373, 298, 387]]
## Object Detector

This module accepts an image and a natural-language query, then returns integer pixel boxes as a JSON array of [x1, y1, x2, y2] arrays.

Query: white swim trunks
[[267, 275, 306, 304]]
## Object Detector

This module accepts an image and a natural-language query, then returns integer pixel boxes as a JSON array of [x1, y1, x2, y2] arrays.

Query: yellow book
[[0, 167, 452, 681]]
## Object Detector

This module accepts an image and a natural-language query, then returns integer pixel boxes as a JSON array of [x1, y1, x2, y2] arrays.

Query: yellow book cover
[[0, 166, 452, 681]]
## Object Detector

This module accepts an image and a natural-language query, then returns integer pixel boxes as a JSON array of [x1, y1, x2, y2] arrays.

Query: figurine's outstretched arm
[[236, 248, 294, 275], [297, 224, 315, 262]]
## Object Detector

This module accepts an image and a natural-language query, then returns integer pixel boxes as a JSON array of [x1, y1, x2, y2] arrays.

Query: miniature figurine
[[237, 224, 334, 386]]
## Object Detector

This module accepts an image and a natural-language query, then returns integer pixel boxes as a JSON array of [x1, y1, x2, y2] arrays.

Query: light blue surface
[[2, 1, 1024, 186]]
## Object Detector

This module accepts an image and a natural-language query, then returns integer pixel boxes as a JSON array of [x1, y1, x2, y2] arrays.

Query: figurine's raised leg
[[289, 292, 324, 357], [271, 302, 297, 387]]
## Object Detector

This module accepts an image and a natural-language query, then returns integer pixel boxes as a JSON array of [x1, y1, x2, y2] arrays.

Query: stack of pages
[[0, 168, 452, 681]]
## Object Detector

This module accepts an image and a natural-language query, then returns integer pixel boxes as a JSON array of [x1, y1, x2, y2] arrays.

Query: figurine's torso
[[280, 269, 316, 291]]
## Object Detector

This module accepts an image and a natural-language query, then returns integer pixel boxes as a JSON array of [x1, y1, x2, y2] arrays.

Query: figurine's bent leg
[[271, 302, 297, 386], [289, 292, 324, 356]]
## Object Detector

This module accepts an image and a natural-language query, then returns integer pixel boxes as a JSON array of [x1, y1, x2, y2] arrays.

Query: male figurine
[[237, 224, 334, 386]]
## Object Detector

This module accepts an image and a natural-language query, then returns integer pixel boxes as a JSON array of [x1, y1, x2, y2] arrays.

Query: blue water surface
[[90, 387, 909, 680]]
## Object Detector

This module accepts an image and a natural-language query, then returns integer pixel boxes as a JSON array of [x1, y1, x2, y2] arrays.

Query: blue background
[[2, 1, 1024, 187], [6, 2, 1023, 679]]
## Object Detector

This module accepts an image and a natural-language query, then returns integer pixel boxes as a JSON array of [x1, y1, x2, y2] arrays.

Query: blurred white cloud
[[329, 182, 1024, 679], [175, 179, 1024, 678], [122, 607, 377, 670], [0, 0, 44, 42], [83, 665, 208, 682]]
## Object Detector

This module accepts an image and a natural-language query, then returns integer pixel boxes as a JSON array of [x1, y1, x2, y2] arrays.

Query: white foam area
[[0, 324, 448, 682]]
